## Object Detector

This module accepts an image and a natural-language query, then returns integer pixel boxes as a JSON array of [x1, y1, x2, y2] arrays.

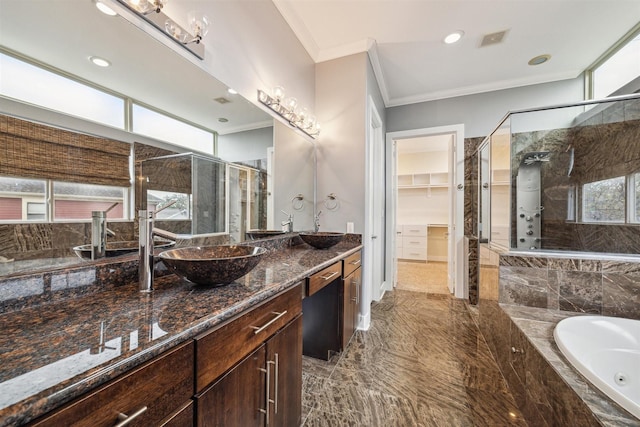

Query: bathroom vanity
[[0, 236, 362, 427]]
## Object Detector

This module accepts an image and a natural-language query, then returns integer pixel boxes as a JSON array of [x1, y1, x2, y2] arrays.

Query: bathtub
[[554, 315, 640, 419]]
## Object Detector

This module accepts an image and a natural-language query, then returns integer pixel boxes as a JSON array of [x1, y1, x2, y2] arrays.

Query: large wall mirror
[[0, 0, 315, 277]]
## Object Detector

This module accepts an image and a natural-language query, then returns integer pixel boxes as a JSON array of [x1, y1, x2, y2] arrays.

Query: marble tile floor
[[396, 261, 449, 295], [301, 290, 527, 426]]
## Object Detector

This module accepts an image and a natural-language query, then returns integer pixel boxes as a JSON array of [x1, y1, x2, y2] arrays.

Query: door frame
[[362, 96, 386, 331], [385, 124, 466, 299]]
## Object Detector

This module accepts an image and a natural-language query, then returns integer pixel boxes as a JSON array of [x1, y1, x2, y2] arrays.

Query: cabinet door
[[341, 275, 355, 349], [341, 267, 361, 349], [196, 345, 266, 427], [267, 315, 302, 427]]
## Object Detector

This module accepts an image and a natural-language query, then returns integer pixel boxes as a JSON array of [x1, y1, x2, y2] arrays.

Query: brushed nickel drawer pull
[[349, 259, 361, 266], [250, 311, 287, 335], [114, 406, 147, 427], [319, 271, 338, 281]]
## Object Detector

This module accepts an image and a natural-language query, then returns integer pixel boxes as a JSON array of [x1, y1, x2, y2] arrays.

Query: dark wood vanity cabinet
[[302, 250, 363, 360], [195, 284, 303, 427], [29, 341, 195, 427], [27, 284, 302, 427], [341, 250, 362, 349]]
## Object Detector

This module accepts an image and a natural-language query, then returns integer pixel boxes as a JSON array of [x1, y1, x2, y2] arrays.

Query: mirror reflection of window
[[0, 177, 47, 221], [53, 182, 127, 221]]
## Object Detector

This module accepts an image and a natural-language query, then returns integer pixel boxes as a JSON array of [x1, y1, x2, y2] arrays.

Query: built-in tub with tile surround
[[554, 315, 640, 419]]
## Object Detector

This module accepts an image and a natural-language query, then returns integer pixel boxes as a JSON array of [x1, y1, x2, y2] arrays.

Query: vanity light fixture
[[444, 30, 464, 44], [257, 87, 320, 139], [115, 0, 209, 59]]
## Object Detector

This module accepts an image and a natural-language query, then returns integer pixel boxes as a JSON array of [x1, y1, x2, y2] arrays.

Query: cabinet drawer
[[195, 284, 302, 392], [401, 248, 427, 260], [402, 225, 427, 237], [402, 236, 426, 248], [30, 341, 194, 427], [307, 262, 341, 296], [342, 250, 362, 278]]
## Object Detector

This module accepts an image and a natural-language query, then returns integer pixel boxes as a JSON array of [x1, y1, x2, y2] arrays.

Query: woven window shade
[[0, 115, 131, 187]]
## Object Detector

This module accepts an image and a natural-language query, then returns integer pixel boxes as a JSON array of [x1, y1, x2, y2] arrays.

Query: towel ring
[[292, 194, 304, 211], [323, 193, 339, 211]]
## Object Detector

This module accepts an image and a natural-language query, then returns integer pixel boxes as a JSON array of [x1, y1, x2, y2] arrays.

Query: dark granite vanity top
[[0, 239, 362, 426]]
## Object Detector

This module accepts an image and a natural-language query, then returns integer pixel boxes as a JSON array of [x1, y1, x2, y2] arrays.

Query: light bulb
[[165, 20, 189, 43], [187, 11, 210, 39], [284, 97, 298, 112], [272, 86, 285, 103]]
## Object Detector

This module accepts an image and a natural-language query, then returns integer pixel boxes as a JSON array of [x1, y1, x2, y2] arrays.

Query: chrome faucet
[[281, 210, 294, 232], [314, 210, 322, 232], [139, 200, 178, 292], [91, 202, 119, 260]]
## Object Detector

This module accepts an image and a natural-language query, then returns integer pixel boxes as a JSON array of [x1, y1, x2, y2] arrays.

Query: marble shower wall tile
[[464, 136, 484, 237], [467, 237, 479, 305], [499, 266, 548, 308], [496, 253, 640, 320]]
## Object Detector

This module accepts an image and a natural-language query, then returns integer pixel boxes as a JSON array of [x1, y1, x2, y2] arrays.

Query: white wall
[[386, 77, 584, 138], [315, 53, 368, 233]]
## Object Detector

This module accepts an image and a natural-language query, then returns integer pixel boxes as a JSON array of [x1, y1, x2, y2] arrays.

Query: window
[[132, 104, 215, 154], [0, 177, 129, 223], [582, 176, 626, 223], [147, 190, 191, 220], [0, 177, 46, 221], [591, 32, 640, 99], [0, 53, 125, 128], [26, 203, 46, 221], [53, 182, 126, 221]]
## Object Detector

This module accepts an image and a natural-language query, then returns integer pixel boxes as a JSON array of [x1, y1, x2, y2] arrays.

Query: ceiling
[[273, 0, 640, 107], [0, 0, 638, 136], [0, 0, 272, 135]]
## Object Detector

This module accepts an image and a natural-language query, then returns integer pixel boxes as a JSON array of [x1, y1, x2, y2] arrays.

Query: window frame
[[585, 23, 640, 100]]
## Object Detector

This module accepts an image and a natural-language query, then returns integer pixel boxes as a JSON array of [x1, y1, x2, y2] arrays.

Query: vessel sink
[[298, 232, 345, 249], [73, 239, 174, 259], [246, 229, 285, 240], [158, 245, 267, 285]]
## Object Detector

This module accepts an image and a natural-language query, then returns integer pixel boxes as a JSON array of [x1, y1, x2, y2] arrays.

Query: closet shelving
[[397, 172, 448, 189]]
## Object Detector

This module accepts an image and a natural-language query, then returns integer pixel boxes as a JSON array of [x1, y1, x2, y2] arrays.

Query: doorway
[[395, 135, 451, 294], [385, 124, 466, 299]]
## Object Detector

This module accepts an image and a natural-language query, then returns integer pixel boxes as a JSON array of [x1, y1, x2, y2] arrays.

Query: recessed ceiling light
[[89, 56, 111, 67], [95, 1, 117, 16], [227, 88, 238, 95], [218, 118, 229, 123], [444, 30, 464, 44], [528, 54, 551, 66]]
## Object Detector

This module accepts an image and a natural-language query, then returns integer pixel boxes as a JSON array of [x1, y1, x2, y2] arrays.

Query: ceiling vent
[[480, 30, 507, 47], [214, 97, 231, 104]]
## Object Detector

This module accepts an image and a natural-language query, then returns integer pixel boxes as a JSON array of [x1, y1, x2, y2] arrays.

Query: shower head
[[521, 151, 550, 166]]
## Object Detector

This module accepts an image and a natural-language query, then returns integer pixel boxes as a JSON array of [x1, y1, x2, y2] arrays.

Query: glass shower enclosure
[[478, 93, 640, 255]]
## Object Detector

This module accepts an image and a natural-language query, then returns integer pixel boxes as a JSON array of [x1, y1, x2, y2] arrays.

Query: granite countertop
[[0, 240, 362, 427]]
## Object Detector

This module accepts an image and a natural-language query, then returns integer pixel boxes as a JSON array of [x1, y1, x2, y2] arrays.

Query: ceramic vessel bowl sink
[[73, 239, 174, 259], [158, 245, 267, 285], [298, 232, 345, 249], [245, 229, 285, 240]]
